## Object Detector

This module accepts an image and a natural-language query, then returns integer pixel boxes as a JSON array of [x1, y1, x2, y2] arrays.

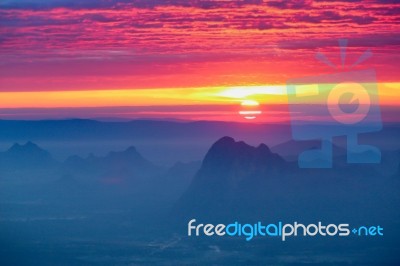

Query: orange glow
[[0, 83, 398, 110], [241, 100, 260, 106], [0, 87, 232, 108], [0, 85, 287, 108]]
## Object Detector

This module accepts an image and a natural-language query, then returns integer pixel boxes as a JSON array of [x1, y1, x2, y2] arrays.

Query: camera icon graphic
[[287, 40, 382, 168]]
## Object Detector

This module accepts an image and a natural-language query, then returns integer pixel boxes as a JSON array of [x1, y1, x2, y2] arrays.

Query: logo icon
[[287, 39, 382, 168]]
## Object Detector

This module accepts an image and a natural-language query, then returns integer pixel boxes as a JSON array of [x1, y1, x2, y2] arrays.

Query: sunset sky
[[0, 0, 399, 122]]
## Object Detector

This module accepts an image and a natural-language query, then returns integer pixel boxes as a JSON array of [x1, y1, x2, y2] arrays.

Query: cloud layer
[[0, 0, 399, 92]]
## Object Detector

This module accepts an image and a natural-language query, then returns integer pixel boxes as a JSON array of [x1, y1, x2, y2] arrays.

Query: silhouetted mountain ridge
[[0, 141, 57, 171], [62, 145, 164, 186], [175, 136, 288, 220], [174, 136, 400, 222], [199, 136, 286, 185]]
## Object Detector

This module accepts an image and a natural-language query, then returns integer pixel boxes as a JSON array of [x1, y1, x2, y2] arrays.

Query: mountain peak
[[256, 143, 271, 154], [8, 141, 44, 153], [174, 136, 287, 219], [105, 145, 141, 159], [124, 146, 138, 154], [9, 143, 21, 149], [1, 141, 56, 169], [204, 136, 277, 169], [213, 136, 235, 146], [207, 136, 250, 157]]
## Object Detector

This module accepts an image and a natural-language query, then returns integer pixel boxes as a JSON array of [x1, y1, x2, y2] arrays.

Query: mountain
[[0, 140, 197, 204], [63, 146, 164, 186], [271, 139, 348, 164], [174, 136, 288, 220], [0, 141, 58, 172], [173, 136, 400, 223], [271, 139, 320, 160], [0, 119, 398, 165], [193, 136, 286, 187], [0, 119, 292, 165]]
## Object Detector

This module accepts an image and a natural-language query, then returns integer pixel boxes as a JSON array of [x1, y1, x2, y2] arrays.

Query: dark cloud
[[370, 0, 400, 3], [0, 0, 398, 57], [268, 0, 312, 9], [0, 0, 266, 10], [375, 6, 400, 16], [82, 14, 120, 24], [292, 11, 376, 25], [278, 34, 400, 50], [234, 20, 291, 30], [0, 0, 111, 10]]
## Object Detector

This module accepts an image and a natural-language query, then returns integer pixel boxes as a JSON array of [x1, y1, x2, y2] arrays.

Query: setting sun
[[239, 100, 262, 120]]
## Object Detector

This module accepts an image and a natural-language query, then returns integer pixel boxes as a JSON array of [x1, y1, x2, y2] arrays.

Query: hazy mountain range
[[0, 127, 399, 265], [0, 119, 398, 165], [174, 136, 400, 223], [0, 135, 398, 222], [0, 141, 200, 210]]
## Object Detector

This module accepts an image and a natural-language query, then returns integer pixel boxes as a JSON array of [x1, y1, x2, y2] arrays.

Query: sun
[[217, 85, 284, 121], [239, 100, 262, 120]]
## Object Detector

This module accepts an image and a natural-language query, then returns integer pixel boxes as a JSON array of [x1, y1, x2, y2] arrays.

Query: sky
[[0, 0, 399, 122]]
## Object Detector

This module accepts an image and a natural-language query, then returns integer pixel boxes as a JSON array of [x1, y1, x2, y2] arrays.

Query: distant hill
[[0, 141, 58, 172], [0, 119, 398, 165], [271, 139, 347, 161], [0, 119, 291, 144], [63, 146, 164, 186], [0, 141, 201, 209]]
